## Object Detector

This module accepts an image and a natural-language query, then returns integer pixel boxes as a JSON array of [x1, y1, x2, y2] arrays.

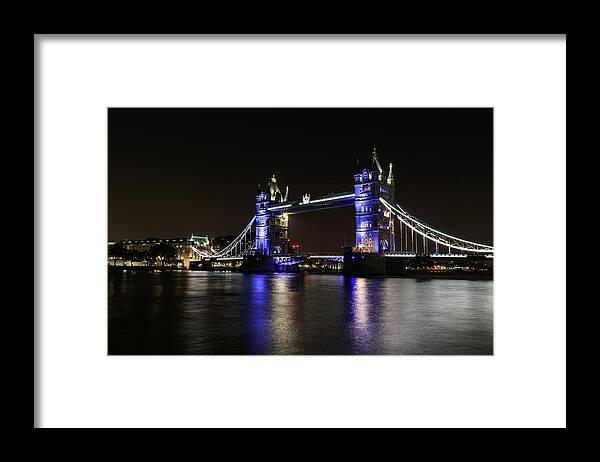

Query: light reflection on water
[[348, 277, 376, 353], [108, 271, 493, 355]]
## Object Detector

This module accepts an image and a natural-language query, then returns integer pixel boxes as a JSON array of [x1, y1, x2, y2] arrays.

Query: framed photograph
[[35, 34, 566, 428]]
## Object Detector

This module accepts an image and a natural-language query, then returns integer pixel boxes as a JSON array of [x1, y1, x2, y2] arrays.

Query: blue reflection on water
[[109, 271, 493, 355], [347, 277, 378, 354], [247, 274, 270, 354]]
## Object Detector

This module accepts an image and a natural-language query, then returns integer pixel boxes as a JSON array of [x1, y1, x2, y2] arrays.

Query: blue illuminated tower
[[353, 148, 395, 253], [255, 187, 270, 255], [255, 177, 289, 256]]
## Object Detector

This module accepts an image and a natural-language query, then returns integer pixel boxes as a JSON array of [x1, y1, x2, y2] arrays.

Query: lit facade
[[353, 149, 395, 253], [255, 178, 289, 256], [112, 235, 210, 267]]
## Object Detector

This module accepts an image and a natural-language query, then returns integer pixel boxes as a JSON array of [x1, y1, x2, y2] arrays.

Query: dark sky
[[108, 108, 493, 252]]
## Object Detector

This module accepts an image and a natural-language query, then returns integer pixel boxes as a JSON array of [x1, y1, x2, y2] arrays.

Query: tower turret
[[386, 162, 395, 203], [268, 174, 281, 201], [372, 147, 384, 181]]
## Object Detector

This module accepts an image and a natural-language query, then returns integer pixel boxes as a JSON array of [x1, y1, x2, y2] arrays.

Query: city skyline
[[108, 108, 493, 253]]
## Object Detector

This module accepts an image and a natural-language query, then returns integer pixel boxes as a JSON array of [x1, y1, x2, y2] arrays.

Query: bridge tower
[[255, 177, 289, 256], [255, 187, 270, 255], [353, 148, 395, 253]]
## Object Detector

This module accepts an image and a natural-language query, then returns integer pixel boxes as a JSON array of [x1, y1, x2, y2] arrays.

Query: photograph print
[[108, 108, 493, 355]]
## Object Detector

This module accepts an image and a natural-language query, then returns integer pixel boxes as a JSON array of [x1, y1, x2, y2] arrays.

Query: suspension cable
[[210, 215, 257, 258], [380, 198, 493, 254]]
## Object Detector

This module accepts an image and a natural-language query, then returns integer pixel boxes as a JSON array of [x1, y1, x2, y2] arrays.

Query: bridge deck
[[203, 253, 493, 262], [268, 191, 355, 214]]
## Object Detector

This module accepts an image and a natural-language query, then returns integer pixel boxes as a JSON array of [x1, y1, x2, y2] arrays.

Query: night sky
[[108, 108, 493, 252]]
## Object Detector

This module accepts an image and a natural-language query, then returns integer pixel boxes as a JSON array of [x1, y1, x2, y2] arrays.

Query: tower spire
[[372, 147, 383, 180], [269, 174, 281, 201], [387, 163, 395, 185]]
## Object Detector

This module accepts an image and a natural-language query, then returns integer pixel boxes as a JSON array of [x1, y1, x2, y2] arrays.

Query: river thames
[[108, 271, 493, 355]]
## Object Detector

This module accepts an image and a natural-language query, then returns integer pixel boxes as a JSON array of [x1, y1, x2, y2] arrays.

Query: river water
[[108, 271, 493, 355]]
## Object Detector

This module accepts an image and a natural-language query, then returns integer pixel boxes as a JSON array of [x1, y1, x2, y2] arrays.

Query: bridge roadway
[[204, 252, 494, 263], [267, 191, 355, 214], [204, 254, 345, 263]]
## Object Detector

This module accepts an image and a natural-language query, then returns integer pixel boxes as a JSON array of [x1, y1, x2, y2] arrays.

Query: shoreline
[[108, 266, 493, 281]]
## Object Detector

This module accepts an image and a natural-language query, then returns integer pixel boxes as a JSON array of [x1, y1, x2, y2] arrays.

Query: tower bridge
[[193, 149, 493, 275]]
